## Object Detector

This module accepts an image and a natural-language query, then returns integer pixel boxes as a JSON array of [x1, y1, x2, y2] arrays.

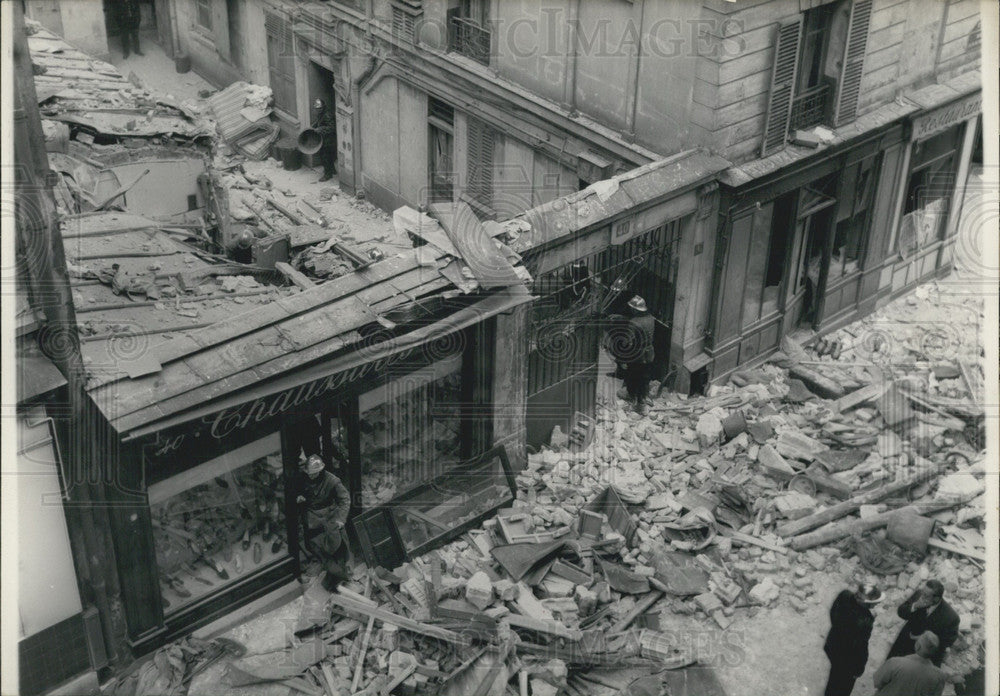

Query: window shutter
[[390, 0, 422, 43], [265, 12, 293, 54], [466, 116, 495, 211], [833, 0, 872, 127], [760, 19, 802, 157]]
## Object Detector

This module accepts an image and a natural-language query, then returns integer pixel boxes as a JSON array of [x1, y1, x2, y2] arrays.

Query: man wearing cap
[[887, 579, 959, 667], [622, 295, 655, 414], [311, 99, 337, 182], [823, 583, 883, 696], [874, 632, 947, 696], [293, 454, 351, 590]]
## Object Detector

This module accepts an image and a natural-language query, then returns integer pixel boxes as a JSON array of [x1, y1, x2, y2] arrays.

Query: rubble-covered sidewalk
[[106, 270, 987, 696]]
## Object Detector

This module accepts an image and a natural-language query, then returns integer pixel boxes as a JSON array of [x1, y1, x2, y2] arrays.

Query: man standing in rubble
[[293, 454, 351, 591], [822, 582, 883, 696], [622, 295, 655, 414], [886, 579, 959, 667], [874, 632, 947, 696], [311, 99, 338, 183], [117, 0, 143, 58]]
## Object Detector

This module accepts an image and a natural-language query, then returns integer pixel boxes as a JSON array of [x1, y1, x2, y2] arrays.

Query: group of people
[[824, 579, 960, 696]]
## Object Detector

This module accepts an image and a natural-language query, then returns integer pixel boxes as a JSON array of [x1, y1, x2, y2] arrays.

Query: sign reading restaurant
[[911, 93, 981, 141]]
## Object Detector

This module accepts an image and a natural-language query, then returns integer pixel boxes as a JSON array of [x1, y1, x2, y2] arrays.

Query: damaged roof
[[31, 20, 533, 437], [508, 149, 730, 254], [28, 20, 211, 142]]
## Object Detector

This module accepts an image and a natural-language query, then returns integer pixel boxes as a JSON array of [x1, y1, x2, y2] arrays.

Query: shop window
[[194, 0, 213, 31], [149, 433, 286, 613], [358, 354, 464, 508], [830, 157, 876, 278], [897, 130, 959, 257]]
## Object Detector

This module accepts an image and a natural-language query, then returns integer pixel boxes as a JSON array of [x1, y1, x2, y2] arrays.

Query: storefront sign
[[208, 350, 410, 440], [911, 93, 981, 141]]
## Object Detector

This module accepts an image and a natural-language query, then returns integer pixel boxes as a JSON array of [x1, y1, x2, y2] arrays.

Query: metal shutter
[[833, 0, 872, 127], [466, 116, 495, 211], [760, 19, 802, 158]]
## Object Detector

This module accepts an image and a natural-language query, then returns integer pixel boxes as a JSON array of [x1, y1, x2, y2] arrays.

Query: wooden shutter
[[212, 0, 230, 60], [390, 0, 422, 43], [760, 19, 802, 157], [833, 0, 872, 126], [466, 116, 495, 211]]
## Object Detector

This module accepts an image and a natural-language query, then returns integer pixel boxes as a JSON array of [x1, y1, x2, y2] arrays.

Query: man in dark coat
[[622, 295, 655, 414], [293, 455, 351, 591], [823, 583, 883, 696], [117, 0, 143, 58], [887, 580, 960, 667], [311, 99, 338, 182]]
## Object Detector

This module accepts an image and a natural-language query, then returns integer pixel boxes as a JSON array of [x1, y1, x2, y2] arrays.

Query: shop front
[[709, 124, 907, 376], [885, 91, 981, 296], [89, 289, 530, 654]]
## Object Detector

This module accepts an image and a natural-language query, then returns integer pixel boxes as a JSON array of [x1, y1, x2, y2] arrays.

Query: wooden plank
[[328, 592, 470, 646], [720, 529, 788, 554], [438, 201, 521, 288], [505, 614, 583, 641], [99, 264, 446, 414], [832, 382, 885, 413], [927, 538, 986, 562], [351, 617, 376, 693], [275, 261, 315, 289], [608, 591, 664, 634]]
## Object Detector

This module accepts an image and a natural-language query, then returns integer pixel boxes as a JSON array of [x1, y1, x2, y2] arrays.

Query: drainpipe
[[562, 0, 580, 116], [622, 0, 646, 143], [168, 0, 181, 57]]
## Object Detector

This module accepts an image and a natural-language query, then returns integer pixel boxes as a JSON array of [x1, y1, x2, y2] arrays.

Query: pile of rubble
[[118, 296, 985, 694]]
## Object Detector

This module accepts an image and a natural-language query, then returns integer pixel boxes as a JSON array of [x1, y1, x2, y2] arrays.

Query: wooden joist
[[328, 592, 470, 646]]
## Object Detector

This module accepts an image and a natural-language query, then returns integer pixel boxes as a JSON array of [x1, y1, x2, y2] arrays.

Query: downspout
[[623, 0, 646, 143], [168, 0, 181, 57], [562, 0, 581, 115]]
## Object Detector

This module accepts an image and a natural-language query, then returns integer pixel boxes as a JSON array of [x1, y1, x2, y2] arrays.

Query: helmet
[[857, 583, 883, 605], [313, 98, 326, 110], [627, 295, 647, 313], [301, 454, 325, 475]]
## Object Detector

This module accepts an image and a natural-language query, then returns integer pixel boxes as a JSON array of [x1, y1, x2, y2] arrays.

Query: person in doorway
[[622, 295, 655, 415], [293, 454, 351, 591], [311, 99, 338, 182], [886, 580, 959, 667], [822, 582, 883, 696], [118, 0, 143, 58], [874, 632, 948, 696]]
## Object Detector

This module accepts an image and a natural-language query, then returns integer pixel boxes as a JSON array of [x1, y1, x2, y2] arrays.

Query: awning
[[121, 286, 534, 440]]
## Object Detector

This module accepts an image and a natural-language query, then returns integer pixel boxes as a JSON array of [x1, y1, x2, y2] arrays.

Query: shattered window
[[358, 353, 464, 507], [149, 433, 286, 613]]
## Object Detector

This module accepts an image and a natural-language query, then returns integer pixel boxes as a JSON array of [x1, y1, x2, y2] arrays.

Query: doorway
[[305, 61, 337, 169], [784, 185, 838, 335]]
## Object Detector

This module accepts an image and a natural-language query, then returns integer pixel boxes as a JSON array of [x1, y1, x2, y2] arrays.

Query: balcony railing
[[449, 15, 490, 66], [790, 83, 831, 131]]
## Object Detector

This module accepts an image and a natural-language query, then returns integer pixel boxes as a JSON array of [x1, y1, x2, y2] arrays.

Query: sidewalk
[[105, 31, 213, 103]]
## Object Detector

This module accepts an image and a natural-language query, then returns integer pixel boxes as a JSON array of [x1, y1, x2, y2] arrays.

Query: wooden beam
[[275, 261, 316, 289], [328, 592, 470, 646], [776, 463, 945, 538]]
